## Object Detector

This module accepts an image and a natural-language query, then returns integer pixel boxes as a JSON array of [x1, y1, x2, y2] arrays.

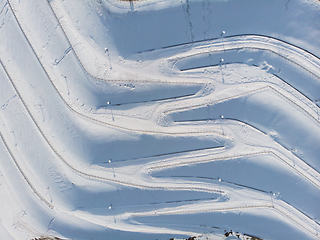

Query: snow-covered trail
[[0, 0, 320, 239]]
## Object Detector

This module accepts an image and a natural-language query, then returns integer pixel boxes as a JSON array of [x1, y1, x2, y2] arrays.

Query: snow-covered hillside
[[0, 0, 320, 239]]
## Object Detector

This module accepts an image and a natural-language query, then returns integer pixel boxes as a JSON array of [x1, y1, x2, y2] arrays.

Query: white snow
[[0, 0, 320, 239]]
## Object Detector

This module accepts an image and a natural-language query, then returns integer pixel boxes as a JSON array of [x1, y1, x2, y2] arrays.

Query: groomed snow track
[[0, 0, 320, 239]]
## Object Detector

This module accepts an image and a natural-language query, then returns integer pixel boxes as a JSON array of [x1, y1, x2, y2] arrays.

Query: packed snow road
[[0, 0, 320, 239]]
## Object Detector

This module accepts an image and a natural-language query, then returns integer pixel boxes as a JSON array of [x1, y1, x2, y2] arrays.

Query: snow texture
[[0, 0, 320, 239]]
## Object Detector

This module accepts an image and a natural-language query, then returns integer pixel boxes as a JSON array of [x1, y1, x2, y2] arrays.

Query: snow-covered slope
[[0, 0, 320, 239]]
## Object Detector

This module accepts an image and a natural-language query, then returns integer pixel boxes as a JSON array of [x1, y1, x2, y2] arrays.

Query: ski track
[[0, 0, 320, 239]]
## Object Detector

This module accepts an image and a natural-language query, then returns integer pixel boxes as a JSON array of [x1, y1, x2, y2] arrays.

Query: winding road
[[0, 0, 320, 239]]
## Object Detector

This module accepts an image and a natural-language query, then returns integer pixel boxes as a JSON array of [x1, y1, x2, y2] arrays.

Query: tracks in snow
[[1, 0, 320, 239]]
